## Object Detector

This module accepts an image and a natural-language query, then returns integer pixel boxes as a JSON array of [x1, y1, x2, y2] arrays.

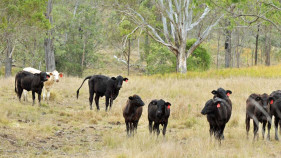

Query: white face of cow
[[49, 70, 63, 82]]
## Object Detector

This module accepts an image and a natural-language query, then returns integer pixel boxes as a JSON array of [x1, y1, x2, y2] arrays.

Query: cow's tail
[[76, 76, 91, 99]]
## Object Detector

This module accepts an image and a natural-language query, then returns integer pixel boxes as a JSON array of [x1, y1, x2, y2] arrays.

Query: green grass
[[152, 64, 281, 79]]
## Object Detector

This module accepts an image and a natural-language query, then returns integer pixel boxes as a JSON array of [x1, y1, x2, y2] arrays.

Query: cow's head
[[201, 99, 221, 115], [37, 72, 50, 82], [211, 88, 232, 99], [151, 99, 171, 118], [111, 75, 128, 90], [129, 95, 145, 107], [49, 70, 63, 82]]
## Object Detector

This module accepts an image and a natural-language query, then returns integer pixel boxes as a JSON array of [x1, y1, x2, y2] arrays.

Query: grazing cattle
[[148, 99, 171, 136], [22, 67, 63, 101], [268, 90, 281, 140], [123, 95, 145, 136], [76, 75, 128, 111], [245, 93, 270, 140], [15, 71, 50, 106], [201, 88, 232, 142]]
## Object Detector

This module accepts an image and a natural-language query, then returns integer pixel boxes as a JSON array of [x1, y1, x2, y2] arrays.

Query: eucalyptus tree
[[118, 0, 224, 73], [0, 0, 49, 77]]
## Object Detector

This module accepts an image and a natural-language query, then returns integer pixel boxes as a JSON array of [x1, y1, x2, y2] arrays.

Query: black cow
[[123, 95, 145, 136], [76, 75, 128, 111], [15, 71, 50, 106], [246, 93, 270, 140], [201, 88, 232, 142], [268, 90, 281, 140], [148, 99, 171, 136]]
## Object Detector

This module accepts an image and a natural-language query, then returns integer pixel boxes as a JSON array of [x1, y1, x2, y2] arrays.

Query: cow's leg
[[46, 90, 51, 101], [262, 120, 267, 139], [38, 91, 42, 106], [89, 88, 94, 110], [17, 88, 23, 101], [32, 91, 36, 106], [105, 96, 110, 111], [267, 116, 272, 140], [129, 122, 133, 136], [94, 94, 100, 110], [23, 90, 27, 102], [156, 124, 160, 136], [279, 120, 281, 135], [133, 120, 139, 135], [163, 122, 168, 136], [253, 120, 259, 141], [220, 124, 226, 140], [125, 121, 129, 137], [246, 114, 250, 139], [109, 98, 113, 110], [275, 117, 279, 140], [149, 120, 153, 134], [42, 88, 46, 101], [209, 124, 214, 138]]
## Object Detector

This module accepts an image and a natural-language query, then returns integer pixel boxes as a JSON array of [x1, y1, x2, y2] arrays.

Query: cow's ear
[[129, 96, 133, 100], [59, 73, 63, 78], [211, 90, 217, 95], [165, 102, 171, 106], [269, 97, 274, 105], [123, 78, 128, 82], [111, 77, 116, 80], [49, 72, 53, 75], [226, 90, 232, 96]]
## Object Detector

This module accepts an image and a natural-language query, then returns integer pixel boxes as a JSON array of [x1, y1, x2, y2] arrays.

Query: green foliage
[[53, 0, 103, 76], [186, 39, 211, 71], [146, 43, 176, 75]]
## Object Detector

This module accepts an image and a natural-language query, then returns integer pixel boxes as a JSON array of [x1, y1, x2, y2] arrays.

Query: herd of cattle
[[13, 68, 281, 141]]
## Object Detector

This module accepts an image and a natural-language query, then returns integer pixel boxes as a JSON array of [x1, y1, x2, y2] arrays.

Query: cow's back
[[90, 75, 110, 95]]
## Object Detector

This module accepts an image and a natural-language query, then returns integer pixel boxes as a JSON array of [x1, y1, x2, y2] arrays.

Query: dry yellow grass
[[1, 75, 281, 157]]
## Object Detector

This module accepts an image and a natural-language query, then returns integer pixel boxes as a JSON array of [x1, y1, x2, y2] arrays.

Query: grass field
[[1, 68, 281, 157]]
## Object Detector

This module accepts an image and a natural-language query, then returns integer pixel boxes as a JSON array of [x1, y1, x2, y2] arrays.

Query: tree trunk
[[177, 43, 187, 73], [217, 31, 220, 69], [236, 28, 240, 68], [225, 28, 232, 68], [81, 39, 86, 69], [265, 25, 271, 66], [254, 24, 260, 65], [44, 0, 56, 72], [5, 39, 13, 78], [127, 39, 130, 76]]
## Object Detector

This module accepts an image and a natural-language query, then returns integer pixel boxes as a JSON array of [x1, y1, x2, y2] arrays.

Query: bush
[[186, 39, 211, 71], [146, 43, 176, 74]]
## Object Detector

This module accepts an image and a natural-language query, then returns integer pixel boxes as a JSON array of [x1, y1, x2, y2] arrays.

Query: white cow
[[23, 67, 63, 101]]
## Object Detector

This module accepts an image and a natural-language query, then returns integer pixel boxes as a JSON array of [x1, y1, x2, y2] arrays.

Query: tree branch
[[186, 14, 224, 58]]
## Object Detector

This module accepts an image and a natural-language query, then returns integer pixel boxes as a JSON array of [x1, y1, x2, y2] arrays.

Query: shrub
[[186, 39, 211, 71], [146, 43, 176, 74]]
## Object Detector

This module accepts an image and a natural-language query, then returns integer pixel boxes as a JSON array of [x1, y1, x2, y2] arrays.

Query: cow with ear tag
[[246, 93, 270, 140], [76, 75, 128, 111], [201, 88, 232, 142], [267, 92, 281, 140], [148, 99, 171, 136]]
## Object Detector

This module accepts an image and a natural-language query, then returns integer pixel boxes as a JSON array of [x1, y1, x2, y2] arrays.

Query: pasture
[[1, 72, 281, 157]]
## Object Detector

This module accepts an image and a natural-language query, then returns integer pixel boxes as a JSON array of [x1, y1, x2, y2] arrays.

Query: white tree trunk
[[45, 0, 56, 72]]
